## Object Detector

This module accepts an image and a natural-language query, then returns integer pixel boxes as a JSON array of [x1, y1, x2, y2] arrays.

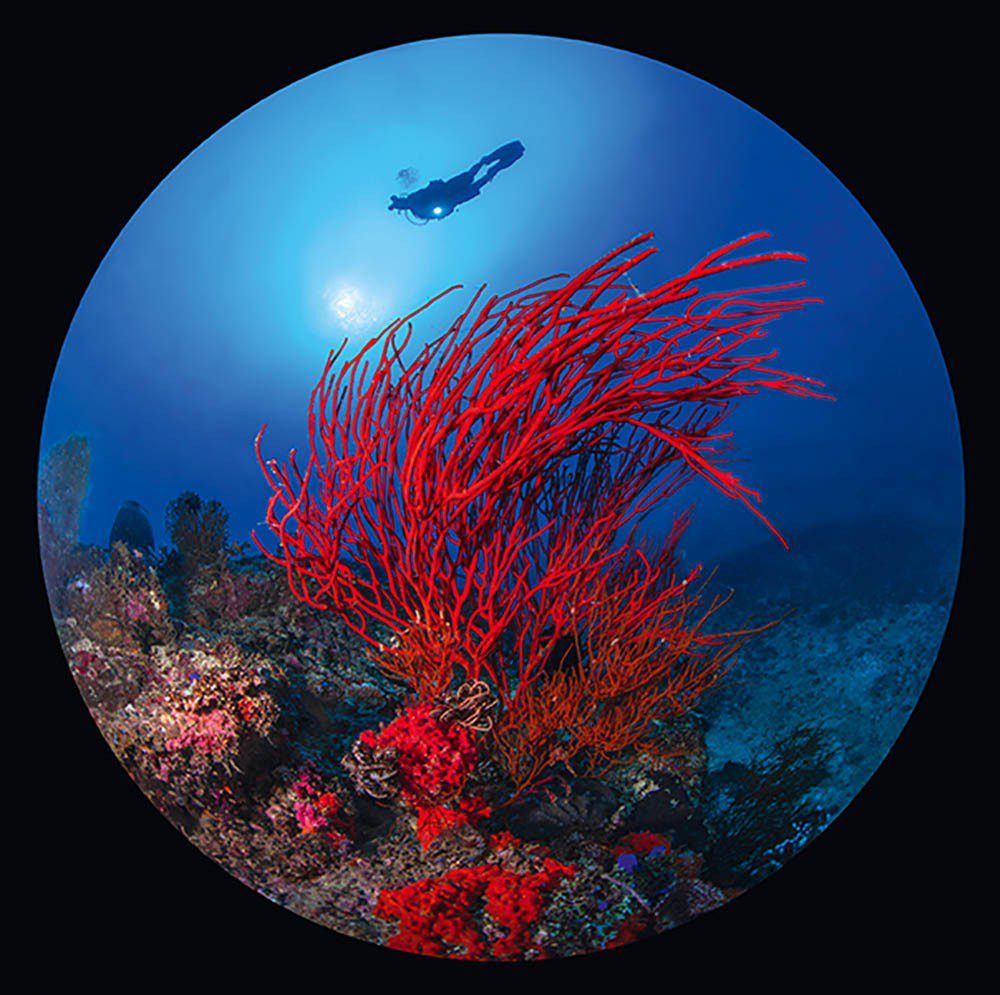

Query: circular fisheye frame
[[38, 35, 962, 960]]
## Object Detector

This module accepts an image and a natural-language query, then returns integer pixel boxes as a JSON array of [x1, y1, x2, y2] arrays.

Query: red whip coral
[[375, 859, 574, 960], [360, 702, 478, 806], [256, 233, 824, 793]]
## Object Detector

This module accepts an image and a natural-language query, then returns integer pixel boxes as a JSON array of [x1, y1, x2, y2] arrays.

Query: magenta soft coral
[[360, 702, 477, 806], [376, 860, 574, 960], [290, 770, 351, 842]]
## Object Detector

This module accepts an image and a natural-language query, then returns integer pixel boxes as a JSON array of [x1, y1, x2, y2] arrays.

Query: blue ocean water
[[40, 34, 962, 581]]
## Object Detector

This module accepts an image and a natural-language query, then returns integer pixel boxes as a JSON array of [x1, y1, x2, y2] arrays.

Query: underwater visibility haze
[[38, 35, 963, 960]]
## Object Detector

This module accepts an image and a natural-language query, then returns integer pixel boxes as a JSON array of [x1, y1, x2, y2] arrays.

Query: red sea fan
[[256, 232, 823, 715]]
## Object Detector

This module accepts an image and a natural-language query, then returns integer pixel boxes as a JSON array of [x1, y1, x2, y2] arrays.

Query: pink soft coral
[[290, 770, 351, 842], [165, 708, 238, 758]]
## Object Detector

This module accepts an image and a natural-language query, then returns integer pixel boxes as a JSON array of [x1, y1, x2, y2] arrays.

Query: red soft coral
[[612, 831, 672, 857], [488, 830, 520, 851], [376, 859, 574, 961], [360, 702, 478, 806], [484, 859, 575, 959], [375, 866, 492, 959], [415, 795, 490, 850]]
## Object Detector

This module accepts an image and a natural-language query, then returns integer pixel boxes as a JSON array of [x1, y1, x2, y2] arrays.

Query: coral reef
[[64, 542, 173, 653], [42, 494, 947, 957], [41, 238, 949, 961], [69, 629, 286, 813]]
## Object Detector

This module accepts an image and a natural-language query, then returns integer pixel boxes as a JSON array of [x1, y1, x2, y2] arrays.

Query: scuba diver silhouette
[[388, 140, 525, 223]]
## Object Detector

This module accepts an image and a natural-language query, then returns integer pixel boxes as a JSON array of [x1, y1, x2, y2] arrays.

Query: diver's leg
[[493, 142, 524, 168]]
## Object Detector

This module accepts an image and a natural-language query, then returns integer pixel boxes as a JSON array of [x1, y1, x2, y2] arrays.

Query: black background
[[10, 4, 991, 991]]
